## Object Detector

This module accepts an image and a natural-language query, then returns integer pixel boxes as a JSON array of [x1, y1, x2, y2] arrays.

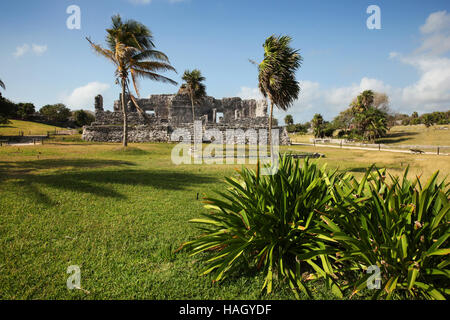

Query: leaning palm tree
[[181, 69, 207, 124], [87, 15, 177, 147], [256, 35, 302, 153]]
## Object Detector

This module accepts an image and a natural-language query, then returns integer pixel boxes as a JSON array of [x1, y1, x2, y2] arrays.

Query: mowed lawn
[[378, 124, 450, 146], [0, 140, 448, 299], [0, 120, 66, 136], [290, 124, 450, 152]]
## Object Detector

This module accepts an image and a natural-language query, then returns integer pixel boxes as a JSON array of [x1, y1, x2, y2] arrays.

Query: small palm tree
[[284, 114, 294, 125], [256, 35, 302, 153], [181, 69, 207, 124], [87, 15, 177, 147], [312, 113, 324, 138]]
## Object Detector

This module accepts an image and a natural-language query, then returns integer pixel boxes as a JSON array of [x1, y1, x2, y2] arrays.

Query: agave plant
[[326, 167, 450, 299], [181, 156, 343, 299]]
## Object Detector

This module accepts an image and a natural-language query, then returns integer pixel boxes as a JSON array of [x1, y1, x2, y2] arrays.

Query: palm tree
[[284, 114, 293, 125], [87, 15, 177, 147], [181, 69, 207, 124], [256, 35, 302, 153], [312, 113, 324, 138]]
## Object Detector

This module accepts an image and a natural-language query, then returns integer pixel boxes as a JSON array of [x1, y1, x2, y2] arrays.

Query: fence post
[[379, 144, 381, 151], [437, 147, 440, 155]]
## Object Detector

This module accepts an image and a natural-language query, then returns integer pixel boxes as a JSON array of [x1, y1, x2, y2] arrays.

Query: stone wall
[[82, 124, 170, 143], [84, 93, 290, 145], [110, 93, 268, 125], [82, 123, 291, 145]]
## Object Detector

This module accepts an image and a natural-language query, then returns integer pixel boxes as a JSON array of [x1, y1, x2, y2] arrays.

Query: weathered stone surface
[[84, 93, 291, 145]]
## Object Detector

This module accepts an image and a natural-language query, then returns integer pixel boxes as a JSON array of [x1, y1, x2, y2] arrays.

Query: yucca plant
[[181, 155, 343, 299], [326, 167, 450, 299]]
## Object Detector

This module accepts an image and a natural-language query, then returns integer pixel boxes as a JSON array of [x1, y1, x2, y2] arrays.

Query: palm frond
[[86, 37, 117, 66], [133, 69, 178, 86]]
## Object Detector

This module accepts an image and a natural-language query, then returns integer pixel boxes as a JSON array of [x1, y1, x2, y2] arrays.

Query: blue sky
[[0, 0, 449, 122]]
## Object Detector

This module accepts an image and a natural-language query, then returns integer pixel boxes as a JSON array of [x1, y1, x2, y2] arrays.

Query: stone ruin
[[82, 93, 291, 145]]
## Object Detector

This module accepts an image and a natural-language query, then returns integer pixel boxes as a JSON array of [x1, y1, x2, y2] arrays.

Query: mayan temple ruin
[[82, 93, 291, 145]]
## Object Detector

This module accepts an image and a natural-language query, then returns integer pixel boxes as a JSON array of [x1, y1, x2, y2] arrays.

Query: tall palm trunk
[[190, 88, 195, 124], [190, 89, 196, 153], [121, 79, 128, 147], [268, 100, 274, 156]]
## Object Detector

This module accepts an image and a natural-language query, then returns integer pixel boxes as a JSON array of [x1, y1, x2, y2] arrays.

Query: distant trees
[[0, 97, 35, 124], [312, 113, 324, 138], [400, 111, 449, 126], [16, 103, 35, 120], [284, 114, 294, 125], [39, 104, 71, 123], [330, 90, 389, 142], [422, 114, 434, 127]]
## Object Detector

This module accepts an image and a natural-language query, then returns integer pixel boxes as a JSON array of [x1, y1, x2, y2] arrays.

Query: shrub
[[327, 167, 450, 299], [181, 156, 343, 298]]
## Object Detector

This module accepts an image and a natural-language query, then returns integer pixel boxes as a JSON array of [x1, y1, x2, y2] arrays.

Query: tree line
[[285, 90, 449, 142], [0, 95, 95, 128]]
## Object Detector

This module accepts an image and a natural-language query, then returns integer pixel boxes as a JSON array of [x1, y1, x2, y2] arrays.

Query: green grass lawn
[[289, 124, 450, 148], [377, 124, 450, 146], [0, 120, 66, 136], [0, 141, 448, 299]]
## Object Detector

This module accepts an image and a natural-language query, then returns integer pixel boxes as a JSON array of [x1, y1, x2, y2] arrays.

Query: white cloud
[[32, 44, 47, 55], [14, 44, 29, 57], [420, 10, 450, 34], [237, 86, 263, 100], [14, 43, 48, 57], [62, 82, 110, 109], [416, 10, 450, 56]]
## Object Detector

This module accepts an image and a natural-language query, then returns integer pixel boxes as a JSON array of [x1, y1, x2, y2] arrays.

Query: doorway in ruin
[[216, 112, 224, 123]]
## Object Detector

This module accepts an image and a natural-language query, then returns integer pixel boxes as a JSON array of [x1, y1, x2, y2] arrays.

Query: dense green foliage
[[73, 110, 95, 127], [39, 104, 72, 124], [284, 115, 294, 125], [182, 156, 342, 298], [400, 110, 450, 126], [0, 96, 36, 123], [330, 90, 389, 142], [184, 156, 450, 300]]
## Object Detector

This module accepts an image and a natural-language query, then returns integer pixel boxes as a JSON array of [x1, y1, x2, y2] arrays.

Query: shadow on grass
[[1, 158, 218, 205], [0, 159, 136, 178], [376, 131, 419, 144]]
